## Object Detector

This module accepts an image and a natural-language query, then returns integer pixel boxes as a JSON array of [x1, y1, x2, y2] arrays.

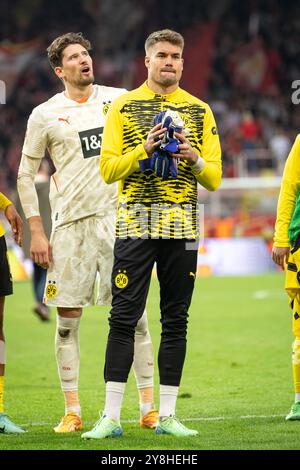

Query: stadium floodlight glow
[[291, 80, 300, 105], [0, 80, 6, 104]]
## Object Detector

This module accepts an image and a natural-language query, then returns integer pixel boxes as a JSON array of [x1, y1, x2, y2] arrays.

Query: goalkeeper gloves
[[139, 147, 178, 180], [139, 110, 184, 180]]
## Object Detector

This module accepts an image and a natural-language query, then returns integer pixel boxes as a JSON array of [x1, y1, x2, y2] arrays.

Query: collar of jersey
[[62, 84, 97, 104], [141, 81, 182, 101]]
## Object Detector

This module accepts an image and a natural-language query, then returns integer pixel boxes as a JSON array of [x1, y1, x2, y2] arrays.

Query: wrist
[[189, 154, 205, 173], [29, 216, 45, 235]]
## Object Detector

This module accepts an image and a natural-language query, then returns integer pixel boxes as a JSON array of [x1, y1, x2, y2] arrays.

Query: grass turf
[[1, 272, 298, 450]]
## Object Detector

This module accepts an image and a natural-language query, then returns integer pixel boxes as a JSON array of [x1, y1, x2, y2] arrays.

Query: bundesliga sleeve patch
[[79, 127, 103, 158]]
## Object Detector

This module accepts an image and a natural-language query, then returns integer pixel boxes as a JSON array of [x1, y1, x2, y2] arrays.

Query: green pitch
[[1, 273, 298, 450]]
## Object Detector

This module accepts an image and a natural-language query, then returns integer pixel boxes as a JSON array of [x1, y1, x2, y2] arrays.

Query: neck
[[146, 79, 178, 95], [64, 83, 94, 102]]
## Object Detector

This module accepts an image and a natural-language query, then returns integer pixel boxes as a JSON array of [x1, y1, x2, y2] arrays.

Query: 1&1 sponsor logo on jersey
[[79, 127, 103, 158]]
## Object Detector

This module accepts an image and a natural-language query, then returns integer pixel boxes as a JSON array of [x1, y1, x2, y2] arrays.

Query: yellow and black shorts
[[286, 237, 300, 304]]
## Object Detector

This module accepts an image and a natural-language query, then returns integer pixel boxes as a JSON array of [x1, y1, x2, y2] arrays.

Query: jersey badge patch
[[102, 101, 111, 116]]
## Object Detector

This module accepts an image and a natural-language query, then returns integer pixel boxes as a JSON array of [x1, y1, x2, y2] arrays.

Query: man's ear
[[54, 66, 63, 79], [145, 56, 150, 70]]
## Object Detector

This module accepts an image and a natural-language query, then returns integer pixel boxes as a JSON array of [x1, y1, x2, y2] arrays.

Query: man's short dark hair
[[145, 29, 184, 53], [47, 32, 91, 69]]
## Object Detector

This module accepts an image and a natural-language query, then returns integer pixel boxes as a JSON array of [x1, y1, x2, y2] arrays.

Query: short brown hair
[[145, 29, 184, 53], [47, 32, 91, 69]]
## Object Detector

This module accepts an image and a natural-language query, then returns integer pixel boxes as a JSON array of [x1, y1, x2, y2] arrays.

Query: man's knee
[[135, 310, 149, 336], [110, 302, 145, 333], [57, 307, 82, 318]]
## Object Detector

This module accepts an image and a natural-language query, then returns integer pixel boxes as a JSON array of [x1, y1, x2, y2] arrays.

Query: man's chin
[[159, 77, 177, 87], [81, 76, 94, 86], [75, 76, 94, 87]]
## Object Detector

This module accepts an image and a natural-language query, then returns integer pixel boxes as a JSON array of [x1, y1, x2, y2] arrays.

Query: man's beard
[[161, 77, 177, 86], [158, 74, 178, 87], [72, 74, 94, 87]]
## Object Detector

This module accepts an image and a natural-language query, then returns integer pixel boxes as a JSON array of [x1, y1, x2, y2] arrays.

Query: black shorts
[[0, 235, 13, 296]]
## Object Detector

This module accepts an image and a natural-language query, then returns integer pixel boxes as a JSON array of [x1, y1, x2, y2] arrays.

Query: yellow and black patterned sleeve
[[191, 104, 222, 191], [0, 192, 12, 211], [100, 98, 148, 184], [0, 192, 12, 237], [274, 135, 300, 247]]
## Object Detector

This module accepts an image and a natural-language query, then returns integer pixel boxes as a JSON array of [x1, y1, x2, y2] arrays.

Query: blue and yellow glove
[[139, 110, 183, 180]]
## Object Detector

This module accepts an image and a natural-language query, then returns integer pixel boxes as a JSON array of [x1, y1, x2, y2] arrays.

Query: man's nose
[[164, 57, 174, 66], [80, 55, 88, 64]]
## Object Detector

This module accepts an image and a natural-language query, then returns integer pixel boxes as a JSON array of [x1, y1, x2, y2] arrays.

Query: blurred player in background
[[82, 29, 222, 439], [0, 192, 25, 433], [17, 32, 157, 433], [272, 134, 300, 421]]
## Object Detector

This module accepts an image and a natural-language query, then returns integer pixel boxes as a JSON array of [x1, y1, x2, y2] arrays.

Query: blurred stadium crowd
[[0, 0, 299, 196]]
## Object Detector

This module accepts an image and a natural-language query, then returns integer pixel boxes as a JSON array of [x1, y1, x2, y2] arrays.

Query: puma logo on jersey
[[189, 272, 196, 278], [58, 116, 70, 124]]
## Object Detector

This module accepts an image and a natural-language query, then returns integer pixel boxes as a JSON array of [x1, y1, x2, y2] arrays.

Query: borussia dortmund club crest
[[115, 270, 128, 289], [46, 280, 57, 299], [102, 101, 111, 116]]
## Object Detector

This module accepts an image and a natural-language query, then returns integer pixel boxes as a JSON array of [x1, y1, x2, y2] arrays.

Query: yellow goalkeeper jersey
[[100, 82, 222, 239], [274, 134, 300, 247], [0, 192, 12, 237]]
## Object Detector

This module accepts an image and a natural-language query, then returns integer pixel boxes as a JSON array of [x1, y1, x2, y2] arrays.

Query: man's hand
[[144, 123, 166, 156], [29, 216, 53, 269], [4, 204, 23, 246], [272, 246, 290, 269], [170, 132, 199, 165]]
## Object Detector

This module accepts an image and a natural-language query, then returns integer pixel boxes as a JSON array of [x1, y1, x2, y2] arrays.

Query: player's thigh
[[45, 219, 98, 307], [111, 239, 157, 319], [292, 297, 300, 337], [286, 246, 300, 337], [95, 215, 116, 305], [157, 239, 198, 310], [0, 236, 13, 298]]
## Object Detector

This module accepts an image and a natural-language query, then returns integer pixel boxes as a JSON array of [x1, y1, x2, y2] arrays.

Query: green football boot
[[286, 401, 300, 421], [155, 415, 198, 437], [0, 413, 27, 434], [81, 414, 123, 439]]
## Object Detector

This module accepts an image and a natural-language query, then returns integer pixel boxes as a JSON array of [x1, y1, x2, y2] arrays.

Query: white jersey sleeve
[[22, 107, 48, 159], [17, 154, 42, 218]]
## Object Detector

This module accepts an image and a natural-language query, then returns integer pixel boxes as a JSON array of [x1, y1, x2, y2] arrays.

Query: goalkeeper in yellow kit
[[82, 29, 222, 439], [273, 134, 300, 420]]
